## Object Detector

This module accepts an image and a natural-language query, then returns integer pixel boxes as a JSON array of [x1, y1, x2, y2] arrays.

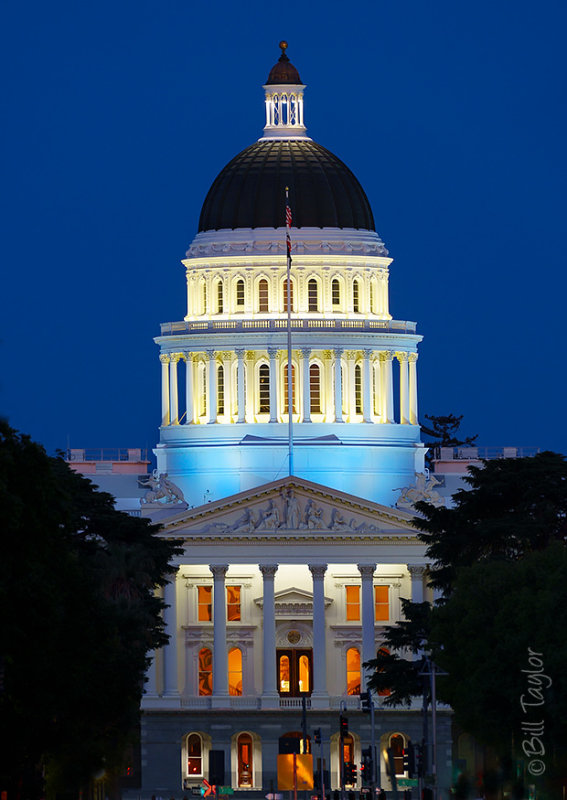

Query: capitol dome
[[198, 139, 376, 232]]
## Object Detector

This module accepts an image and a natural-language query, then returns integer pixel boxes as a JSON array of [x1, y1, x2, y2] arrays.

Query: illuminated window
[[258, 364, 270, 413], [217, 365, 224, 416], [236, 279, 245, 308], [197, 585, 212, 621], [308, 278, 319, 311], [283, 278, 294, 312], [310, 364, 321, 413], [375, 585, 389, 621], [389, 734, 405, 776], [187, 733, 203, 776], [258, 279, 269, 312], [279, 654, 290, 693], [355, 365, 362, 414], [284, 363, 297, 414], [332, 278, 341, 307], [237, 733, 253, 787], [346, 647, 361, 695], [216, 280, 223, 313], [227, 585, 241, 621], [353, 280, 360, 313], [298, 655, 310, 693], [202, 282, 207, 315], [198, 648, 212, 696], [346, 585, 360, 621], [342, 734, 355, 785], [228, 648, 243, 696]]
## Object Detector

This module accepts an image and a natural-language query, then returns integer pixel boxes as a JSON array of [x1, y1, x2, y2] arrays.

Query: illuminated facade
[[137, 44, 451, 800]]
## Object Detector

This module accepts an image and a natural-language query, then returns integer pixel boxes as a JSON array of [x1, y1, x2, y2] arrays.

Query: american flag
[[286, 203, 292, 229], [285, 195, 292, 256]]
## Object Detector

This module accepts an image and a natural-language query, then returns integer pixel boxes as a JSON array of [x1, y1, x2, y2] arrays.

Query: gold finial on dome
[[279, 40, 288, 54]]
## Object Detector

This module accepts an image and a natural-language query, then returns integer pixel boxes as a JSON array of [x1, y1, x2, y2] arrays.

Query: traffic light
[[339, 715, 349, 737], [343, 762, 357, 785], [360, 748, 373, 785], [402, 743, 415, 777], [360, 692, 372, 713], [314, 728, 321, 745]]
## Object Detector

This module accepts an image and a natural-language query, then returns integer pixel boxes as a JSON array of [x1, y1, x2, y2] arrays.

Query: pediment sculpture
[[139, 471, 186, 505], [395, 472, 445, 510]]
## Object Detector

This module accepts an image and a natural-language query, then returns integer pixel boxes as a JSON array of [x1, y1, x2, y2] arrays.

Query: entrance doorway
[[277, 649, 313, 696]]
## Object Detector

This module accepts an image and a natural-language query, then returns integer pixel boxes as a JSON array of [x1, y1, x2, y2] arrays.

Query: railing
[[66, 448, 149, 463], [160, 318, 417, 336], [434, 446, 540, 461]]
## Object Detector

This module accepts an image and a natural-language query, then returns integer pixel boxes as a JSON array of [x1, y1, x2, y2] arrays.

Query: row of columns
[[160, 348, 418, 426], [153, 563, 429, 705]]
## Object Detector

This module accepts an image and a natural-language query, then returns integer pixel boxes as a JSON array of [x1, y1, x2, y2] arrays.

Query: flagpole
[[285, 187, 294, 477]]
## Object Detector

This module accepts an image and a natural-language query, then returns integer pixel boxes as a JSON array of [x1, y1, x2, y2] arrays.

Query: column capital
[[206, 349, 218, 360], [363, 348, 372, 359], [308, 564, 328, 580], [379, 350, 394, 362], [357, 563, 377, 579], [300, 347, 312, 358], [267, 346, 279, 358], [323, 350, 333, 360], [210, 564, 229, 579], [345, 349, 358, 360], [245, 350, 256, 361], [395, 351, 409, 362], [235, 348, 245, 359], [333, 347, 344, 358], [170, 352, 182, 363], [259, 564, 279, 578], [221, 350, 233, 360], [159, 353, 171, 365], [408, 564, 427, 578], [184, 351, 195, 362]]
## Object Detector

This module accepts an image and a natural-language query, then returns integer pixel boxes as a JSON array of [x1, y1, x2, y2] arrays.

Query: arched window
[[258, 364, 270, 413], [310, 364, 321, 413], [198, 648, 212, 696], [187, 733, 203, 776], [237, 733, 254, 788], [228, 648, 243, 696], [283, 363, 297, 414], [298, 654, 310, 693], [283, 278, 294, 312], [279, 654, 290, 693], [346, 647, 361, 695], [236, 279, 245, 308], [353, 280, 360, 313], [216, 280, 224, 313], [308, 278, 319, 311], [217, 365, 224, 416], [355, 364, 362, 414], [389, 734, 406, 776], [202, 282, 207, 315], [258, 279, 269, 312], [332, 278, 341, 307], [342, 733, 355, 785]]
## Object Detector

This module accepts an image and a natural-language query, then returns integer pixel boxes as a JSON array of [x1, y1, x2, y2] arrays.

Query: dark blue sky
[[2, 0, 566, 458]]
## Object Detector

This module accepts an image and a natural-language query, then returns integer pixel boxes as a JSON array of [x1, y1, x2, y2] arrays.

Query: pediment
[[157, 475, 418, 541], [254, 587, 333, 614]]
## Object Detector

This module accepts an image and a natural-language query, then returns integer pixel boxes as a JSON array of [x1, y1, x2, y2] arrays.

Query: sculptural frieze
[[139, 471, 186, 505], [395, 472, 445, 510]]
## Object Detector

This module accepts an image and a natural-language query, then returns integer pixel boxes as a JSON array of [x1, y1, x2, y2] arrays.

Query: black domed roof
[[198, 139, 375, 232]]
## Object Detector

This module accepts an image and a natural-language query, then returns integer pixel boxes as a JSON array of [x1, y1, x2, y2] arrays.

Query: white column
[[409, 353, 419, 425], [210, 564, 229, 702], [408, 565, 426, 604], [323, 350, 334, 421], [334, 348, 344, 422], [268, 347, 278, 422], [162, 573, 179, 697], [362, 349, 372, 423], [144, 650, 158, 697], [236, 348, 245, 423], [358, 563, 377, 675], [302, 348, 311, 422], [346, 351, 356, 420], [260, 564, 279, 708], [169, 355, 180, 425], [309, 564, 328, 704], [397, 352, 410, 424], [381, 351, 394, 423], [245, 351, 255, 422], [207, 350, 217, 424], [184, 353, 194, 424], [160, 354, 170, 426], [222, 352, 232, 422]]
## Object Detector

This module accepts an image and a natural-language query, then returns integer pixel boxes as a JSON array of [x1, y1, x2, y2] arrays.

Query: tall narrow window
[[237, 733, 253, 788], [284, 363, 297, 414], [308, 278, 318, 311], [283, 278, 294, 312], [279, 654, 290, 693], [346, 647, 361, 695], [390, 734, 405, 776], [369, 281, 375, 313], [217, 365, 224, 416], [332, 278, 341, 307], [198, 648, 213, 696], [236, 279, 245, 308], [228, 648, 243, 696], [355, 364, 362, 414], [202, 282, 207, 315], [217, 280, 224, 313], [187, 733, 203, 776], [197, 586, 212, 621], [310, 364, 321, 413], [375, 585, 389, 621], [227, 585, 241, 621], [353, 280, 360, 313], [258, 364, 270, 413], [258, 279, 269, 312], [345, 585, 360, 621], [298, 655, 310, 693]]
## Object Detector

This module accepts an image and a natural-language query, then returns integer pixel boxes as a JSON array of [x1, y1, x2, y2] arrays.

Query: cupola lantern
[[262, 42, 308, 139]]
